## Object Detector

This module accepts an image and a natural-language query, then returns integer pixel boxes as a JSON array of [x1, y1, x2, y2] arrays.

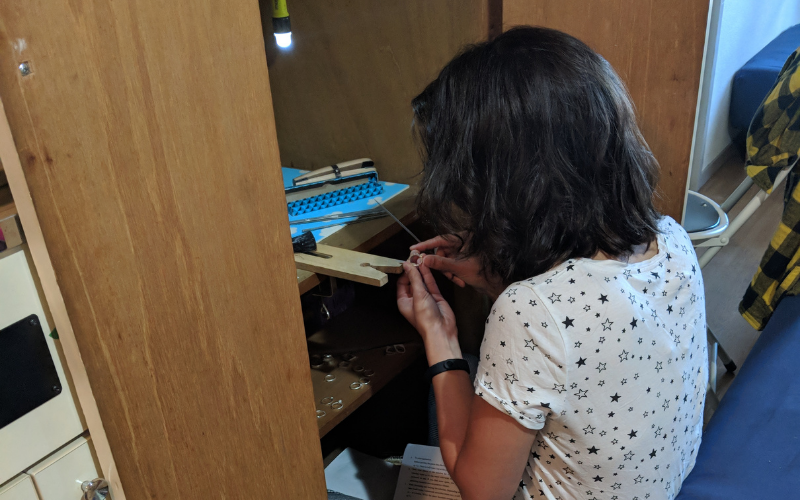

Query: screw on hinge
[[18, 62, 31, 76]]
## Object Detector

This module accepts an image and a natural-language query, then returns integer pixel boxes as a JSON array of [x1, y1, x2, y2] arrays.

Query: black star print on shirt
[[473, 217, 706, 500]]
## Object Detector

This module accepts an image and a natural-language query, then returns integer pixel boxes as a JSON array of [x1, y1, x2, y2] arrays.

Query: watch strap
[[426, 358, 470, 383]]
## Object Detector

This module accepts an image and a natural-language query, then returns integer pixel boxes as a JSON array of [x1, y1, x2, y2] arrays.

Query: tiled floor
[[696, 153, 785, 398]]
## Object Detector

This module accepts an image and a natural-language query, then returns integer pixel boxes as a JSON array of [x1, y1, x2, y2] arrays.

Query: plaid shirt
[[739, 47, 800, 330]]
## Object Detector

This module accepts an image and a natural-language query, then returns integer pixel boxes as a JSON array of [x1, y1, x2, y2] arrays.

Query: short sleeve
[[475, 284, 568, 430]]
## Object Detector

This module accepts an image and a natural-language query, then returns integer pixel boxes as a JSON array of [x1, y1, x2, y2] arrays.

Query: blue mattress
[[730, 24, 800, 152], [676, 294, 800, 499]]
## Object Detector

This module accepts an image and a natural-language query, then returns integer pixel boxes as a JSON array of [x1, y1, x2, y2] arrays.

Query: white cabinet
[[27, 437, 99, 500], [0, 248, 85, 484], [0, 475, 38, 500]]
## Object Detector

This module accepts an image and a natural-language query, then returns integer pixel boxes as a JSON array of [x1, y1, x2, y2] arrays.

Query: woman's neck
[[591, 238, 659, 264]]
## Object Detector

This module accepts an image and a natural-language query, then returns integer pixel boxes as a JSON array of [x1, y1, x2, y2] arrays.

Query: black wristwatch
[[426, 358, 470, 383]]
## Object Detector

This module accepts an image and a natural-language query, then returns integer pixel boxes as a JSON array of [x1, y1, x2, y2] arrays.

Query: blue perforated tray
[[284, 167, 409, 242]]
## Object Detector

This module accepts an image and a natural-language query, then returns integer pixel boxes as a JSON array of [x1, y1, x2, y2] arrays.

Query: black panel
[[0, 314, 62, 428]]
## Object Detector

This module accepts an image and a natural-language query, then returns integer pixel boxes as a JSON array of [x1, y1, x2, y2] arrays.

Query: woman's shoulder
[[656, 216, 699, 266], [657, 216, 692, 250], [499, 216, 694, 297]]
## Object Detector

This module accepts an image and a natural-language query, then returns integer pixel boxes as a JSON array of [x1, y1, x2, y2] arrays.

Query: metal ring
[[350, 381, 363, 390], [316, 409, 326, 418], [408, 250, 422, 267], [394, 344, 406, 353], [359, 377, 371, 385], [324, 374, 336, 382], [331, 400, 344, 410], [363, 369, 375, 377], [353, 365, 365, 373], [385, 346, 396, 355], [323, 354, 334, 361], [320, 396, 334, 405], [310, 355, 324, 368], [338, 361, 350, 368]]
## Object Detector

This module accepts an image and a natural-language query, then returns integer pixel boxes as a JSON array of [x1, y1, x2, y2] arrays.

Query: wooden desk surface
[[297, 185, 418, 294], [311, 343, 422, 437], [301, 186, 422, 436]]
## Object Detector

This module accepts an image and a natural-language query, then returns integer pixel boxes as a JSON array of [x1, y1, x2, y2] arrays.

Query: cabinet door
[[0, 475, 38, 500], [27, 437, 98, 500], [0, 1, 326, 498], [503, 0, 709, 220]]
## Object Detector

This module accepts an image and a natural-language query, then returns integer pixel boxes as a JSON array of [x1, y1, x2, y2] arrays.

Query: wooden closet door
[[0, 1, 325, 498], [503, 0, 709, 220]]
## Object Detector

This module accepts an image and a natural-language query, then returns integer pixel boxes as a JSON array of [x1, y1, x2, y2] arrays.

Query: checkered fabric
[[739, 47, 800, 331]]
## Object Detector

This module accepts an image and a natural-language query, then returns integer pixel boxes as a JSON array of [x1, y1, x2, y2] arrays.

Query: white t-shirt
[[476, 217, 707, 500]]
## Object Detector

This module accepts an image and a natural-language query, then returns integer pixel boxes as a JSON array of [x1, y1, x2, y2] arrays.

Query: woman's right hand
[[410, 235, 505, 300]]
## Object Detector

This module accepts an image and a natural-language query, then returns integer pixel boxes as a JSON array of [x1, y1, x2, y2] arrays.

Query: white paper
[[393, 444, 462, 500], [325, 448, 401, 500]]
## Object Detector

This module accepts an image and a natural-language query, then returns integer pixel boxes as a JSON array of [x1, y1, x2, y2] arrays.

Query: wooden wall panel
[[261, 0, 490, 184], [0, 1, 326, 499], [504, 0, 709, 220]]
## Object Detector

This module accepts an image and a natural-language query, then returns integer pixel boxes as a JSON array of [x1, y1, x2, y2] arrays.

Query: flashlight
[[272, 0, 291, 48]]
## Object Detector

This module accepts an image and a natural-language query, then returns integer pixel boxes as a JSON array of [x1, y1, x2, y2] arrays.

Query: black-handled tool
[[292, 231, 332, 258]]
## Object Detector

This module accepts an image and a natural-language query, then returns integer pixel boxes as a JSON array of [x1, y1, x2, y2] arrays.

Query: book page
[[325, 448, 400, 500], [393, 444, 462, 500]]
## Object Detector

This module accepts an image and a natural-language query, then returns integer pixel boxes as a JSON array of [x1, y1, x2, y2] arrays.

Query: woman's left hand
[[397, 261, 461, 362]]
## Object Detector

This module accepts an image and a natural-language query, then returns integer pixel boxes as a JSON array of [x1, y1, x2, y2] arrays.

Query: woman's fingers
[[397, 272, 412, 299], [403, 261, 429, 298], [422, 254, 464, 276], [410, 235, 456, 253], [419, 262, 443, 297]]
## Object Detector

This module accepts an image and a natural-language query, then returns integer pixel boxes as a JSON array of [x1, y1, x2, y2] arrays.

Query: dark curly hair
[[412, 26, 661, 285]]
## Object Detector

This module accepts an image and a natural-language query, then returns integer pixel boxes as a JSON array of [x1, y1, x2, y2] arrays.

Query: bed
[[676, 294, 800, 498]]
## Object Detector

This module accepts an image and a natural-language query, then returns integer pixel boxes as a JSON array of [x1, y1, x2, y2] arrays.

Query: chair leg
[[707, 333, 718, 395], [718, 345, 737, 373], [707, 327, 737, 374]]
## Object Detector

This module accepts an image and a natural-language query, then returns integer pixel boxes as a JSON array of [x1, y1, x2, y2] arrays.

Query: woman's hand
[[397, 261, 461, 363], [411, 235, 505, 300]]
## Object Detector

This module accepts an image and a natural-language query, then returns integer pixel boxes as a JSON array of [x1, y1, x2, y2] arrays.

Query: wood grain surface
[[295, 244, 404, 287], [0, 2, 326, 498], [260, 0, 491, 184], [503, 0, 708, 220]]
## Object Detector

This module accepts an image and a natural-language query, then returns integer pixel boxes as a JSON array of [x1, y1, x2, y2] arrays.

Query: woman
[[397, 27, 707, 500]]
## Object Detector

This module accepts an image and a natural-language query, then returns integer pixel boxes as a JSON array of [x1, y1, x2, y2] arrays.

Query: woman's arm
[[433, 373, 538, 500], [398, 263, 537, 500]]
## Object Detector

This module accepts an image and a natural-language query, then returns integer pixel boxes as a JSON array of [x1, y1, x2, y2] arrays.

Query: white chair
[[683, 168, 791, 394]]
